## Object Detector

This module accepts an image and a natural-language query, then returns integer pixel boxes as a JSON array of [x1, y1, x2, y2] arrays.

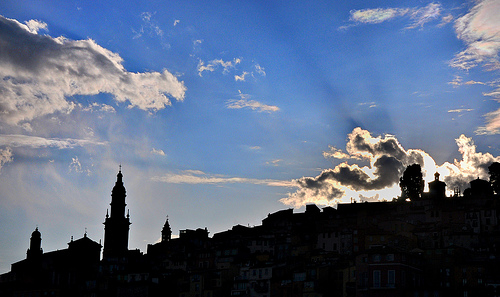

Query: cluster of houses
[[1, 170, 500, 296]]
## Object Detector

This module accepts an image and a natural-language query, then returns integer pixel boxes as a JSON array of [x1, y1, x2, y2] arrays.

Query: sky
[[0, 0, 500, 273]]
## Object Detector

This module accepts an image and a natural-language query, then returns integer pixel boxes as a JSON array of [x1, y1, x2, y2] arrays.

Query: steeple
[[161, 216, 172, 243], [103, 167, 131, 259], [27, 227, 42, 259]]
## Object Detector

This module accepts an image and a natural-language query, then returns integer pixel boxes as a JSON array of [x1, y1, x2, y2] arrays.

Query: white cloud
[[151, 148, 166, 156], [254, 64, 266, 76], [322, 146, 359, 160], [0, 147, 13, 173], [0, 135, 107, 149], [226, 99, 280, 113], [197, 60, 214, 76], [439, 134, 500, 187], [152, 170, 294, 187], [69, 156, 82, 172], [465, 80, 486, 85], [197, 58, 241, 76], [448, 108, 473, 113], [406, 3, 442, 29], [226, 91, 279, 113], [82, 102, 116, 113], [235, 72, 248, 82], [140, 12, 163, 36], [343, 3, 442, 29], [266, 159, 282, 166], [476, 108, 500, 135], [349, 7, 409, 24], [0, 15, 186, 126], [24, 19, 48, 34], [451, 0, 500, 71], [438, 14, 454, 27], [448, 0, 500, 135]]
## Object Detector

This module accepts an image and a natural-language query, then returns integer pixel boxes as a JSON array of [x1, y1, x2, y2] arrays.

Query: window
[[373, 270, 381, 288], [373, 254, 381, 262], [386, 254, 395, 261], [388, 270, 395, 287]]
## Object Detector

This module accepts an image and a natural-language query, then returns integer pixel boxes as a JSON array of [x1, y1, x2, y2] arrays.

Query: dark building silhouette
[[103, 168, 131, 259], [0, 229, 101, 297], [2, 169, 500, 297], [428, 172, 446, 199]]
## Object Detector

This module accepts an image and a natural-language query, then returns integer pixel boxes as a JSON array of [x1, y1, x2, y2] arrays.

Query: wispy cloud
[[152, 170, 295, 187], [68, 156, 91, 175], [82, 103, 116, 113], [406, 3, 442, 29], [349, 7, 409, 24], [226, 91, 279, 113], [266, 159, 282, 166], [448, 0, 500, 135], [254, 64, 266, 76], [197, 58, 241, 77], [0, 135, 107, 149], [0, 15, 186, 126], [476, 108, 500, 135], [448, 108, 473, 113], [341, 3, 443, 30], [451, 0, 500, 71], [438, 14, 454, 27], [136, 12, 163, 37], [226, 99, 280, 113]]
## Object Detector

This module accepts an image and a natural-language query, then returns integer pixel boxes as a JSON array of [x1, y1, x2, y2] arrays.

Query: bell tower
[[103, 167, 131, 259], [27, 227, 43, 259]]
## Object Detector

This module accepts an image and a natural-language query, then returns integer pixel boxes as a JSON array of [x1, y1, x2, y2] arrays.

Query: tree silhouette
[[489, 162, 500, 194], [399, 164, 424, 201]]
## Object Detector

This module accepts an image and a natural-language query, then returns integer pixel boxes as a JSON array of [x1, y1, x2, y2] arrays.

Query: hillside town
[[1, 163, 500, 297]]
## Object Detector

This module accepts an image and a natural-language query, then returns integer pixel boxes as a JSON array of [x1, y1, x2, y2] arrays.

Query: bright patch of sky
[[0, 0, 499, 273]]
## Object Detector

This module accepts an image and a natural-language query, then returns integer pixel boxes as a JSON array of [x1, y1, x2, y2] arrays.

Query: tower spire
[[162, 215, 172, 242], [103, 167, 131, 259]]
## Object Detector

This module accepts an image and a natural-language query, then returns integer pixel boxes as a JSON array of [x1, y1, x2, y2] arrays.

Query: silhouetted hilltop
[[2, 166, 500, 296]]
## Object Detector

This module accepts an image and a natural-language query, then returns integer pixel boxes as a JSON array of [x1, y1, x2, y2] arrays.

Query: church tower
[[27, 227, 42, 259], [103, 167, 131, 259], [161, 216, 172, 243]]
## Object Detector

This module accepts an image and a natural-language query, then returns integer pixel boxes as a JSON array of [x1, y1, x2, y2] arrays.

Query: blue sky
[[1, 0, 500, 272]]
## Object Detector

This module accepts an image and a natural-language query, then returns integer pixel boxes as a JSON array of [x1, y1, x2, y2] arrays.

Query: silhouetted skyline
[[2, 168, 500, 296], [1, 0, 500, 275]]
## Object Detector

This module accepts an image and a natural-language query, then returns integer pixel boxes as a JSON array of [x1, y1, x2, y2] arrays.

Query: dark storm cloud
[[282, 129, 500, 208]]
